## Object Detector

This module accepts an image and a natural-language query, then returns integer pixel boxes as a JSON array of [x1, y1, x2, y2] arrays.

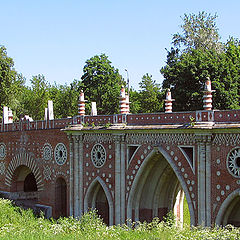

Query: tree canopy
[[0, 46, 25, 117], [172, 11, 222, 52], [161, 12, 240, 111], [80, 54, 125, 115], [138, 74, 164, 113]]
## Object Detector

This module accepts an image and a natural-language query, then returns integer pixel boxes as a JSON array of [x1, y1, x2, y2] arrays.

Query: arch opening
[[55, 177, 67, 218], [128, 151, 190, 225], [11, 165, 38, 193], [85, 179, 111, 225], [220, 196, 240, 227], [10, 165, 38, 208]]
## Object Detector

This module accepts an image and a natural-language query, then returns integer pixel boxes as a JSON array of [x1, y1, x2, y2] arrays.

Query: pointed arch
[[5, 152, 44, 191], [215, 188, 240, 226], [84, 176, 113, 225], [127, 146, 195, 225]]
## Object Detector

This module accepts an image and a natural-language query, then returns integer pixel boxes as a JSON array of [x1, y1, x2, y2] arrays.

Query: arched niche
[[55, 177, 67, 218], [84, 177, 113, 225], [127, 147, 194, 225]]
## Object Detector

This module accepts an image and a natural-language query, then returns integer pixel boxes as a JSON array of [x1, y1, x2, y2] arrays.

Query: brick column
[[196, 133, 212, 226], [114, 134, 121, 224], [78, 133, 84, 217], [73, 136, 79, 217], [120, 135, 126, 223], [67, 134, 74, 216]]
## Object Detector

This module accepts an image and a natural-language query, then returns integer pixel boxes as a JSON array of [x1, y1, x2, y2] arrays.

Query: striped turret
[[164, 89, 174, 113], [119, 86, 129, 114], [203, 78, 214, 111], [78, 90, 86, 116]]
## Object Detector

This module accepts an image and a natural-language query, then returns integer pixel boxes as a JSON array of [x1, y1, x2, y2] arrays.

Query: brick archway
[[5, 152, 44, 191], [127, 147, 195, 225], [84, 176, 113, 225]]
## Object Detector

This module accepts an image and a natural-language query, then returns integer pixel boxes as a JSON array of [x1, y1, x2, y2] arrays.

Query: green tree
[[161, 12, 240, 111], [172, 11, 222, 52], [21, 75, 50, 120], [0, 46, 25, 118], [129, 88, 141, 114], [138, 73, 164, 113], [49, 80, 80, 118], [161, 40, 240, 111], [81, 54, 124, 115]]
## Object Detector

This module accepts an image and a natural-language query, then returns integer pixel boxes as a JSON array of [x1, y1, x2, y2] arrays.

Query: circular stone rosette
[[91, 143, 106, 168], [54, 143, 67, 165], [42, 143, 53, 161], [227, 147, 240, 178], [0, 143, 6, 160]]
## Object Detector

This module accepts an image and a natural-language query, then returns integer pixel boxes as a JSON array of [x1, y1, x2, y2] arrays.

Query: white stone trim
[[84, 176, 113, 225], [5, 152, 44, 191], [126, 144, 140, 168], [178, 145, 195, 174]]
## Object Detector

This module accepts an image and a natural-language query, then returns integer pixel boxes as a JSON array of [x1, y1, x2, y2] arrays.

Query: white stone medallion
[[91, 143, 106, 168], [227, 147, 240, 177], [0, 143, 6, 160], [42, 143, 53, 161], [54, 143, 67, 165]]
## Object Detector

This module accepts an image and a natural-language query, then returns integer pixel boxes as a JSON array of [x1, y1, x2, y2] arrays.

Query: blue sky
[[1, 0, 240, 90]]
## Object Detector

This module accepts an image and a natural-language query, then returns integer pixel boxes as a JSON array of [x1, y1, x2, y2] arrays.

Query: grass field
[[0, 198, 240, 240]]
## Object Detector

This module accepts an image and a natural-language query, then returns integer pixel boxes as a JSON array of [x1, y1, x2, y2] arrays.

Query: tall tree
[[138, 74, 164, 113], [81, 54, 125, 115], [172, 12, 222, 52], [49, 80, 80, 118], [21, 75, 50, 120], [161, 12, 240, 111], [161, 39, 240, 111], [0, 46, 24, 118]]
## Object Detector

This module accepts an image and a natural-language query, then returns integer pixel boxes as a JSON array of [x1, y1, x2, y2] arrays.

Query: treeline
[[0, 51, 165, 120], [1, 12, 240, 120]]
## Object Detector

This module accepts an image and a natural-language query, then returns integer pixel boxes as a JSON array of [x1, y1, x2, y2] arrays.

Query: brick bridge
[[0, 83, 240, 227]]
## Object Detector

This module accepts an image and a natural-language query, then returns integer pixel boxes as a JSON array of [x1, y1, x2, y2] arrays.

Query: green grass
[[183, 196, 191, 225], [0, 198, 240, 240]]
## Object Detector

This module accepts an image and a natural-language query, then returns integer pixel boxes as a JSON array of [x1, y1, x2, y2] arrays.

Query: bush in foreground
[[0, 198, 240, 239]]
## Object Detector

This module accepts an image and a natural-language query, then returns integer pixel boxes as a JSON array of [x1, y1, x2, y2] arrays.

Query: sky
[[1, 0, 240, 90]]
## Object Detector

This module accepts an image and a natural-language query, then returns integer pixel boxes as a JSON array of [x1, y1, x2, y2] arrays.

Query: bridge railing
[[1, 109, 240, 132]]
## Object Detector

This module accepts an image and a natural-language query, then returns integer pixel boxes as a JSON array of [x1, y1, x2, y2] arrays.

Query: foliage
[[49, 80, 80, 119], [161, 12, 240, 111], [129, 88, 141, 114], [161, 39, 240, 111], [172, 11, 222, 52], [0, 46, 25, 119], [81, 54, 125, 115], [21, 74, 50, 120], [138, 73, 164, 113], [0, 198, 240, 239]]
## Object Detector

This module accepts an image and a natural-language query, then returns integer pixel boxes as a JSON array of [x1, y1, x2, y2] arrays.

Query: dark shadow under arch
[[11, 165, 38, 192], [55, 177, 67, 218]]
